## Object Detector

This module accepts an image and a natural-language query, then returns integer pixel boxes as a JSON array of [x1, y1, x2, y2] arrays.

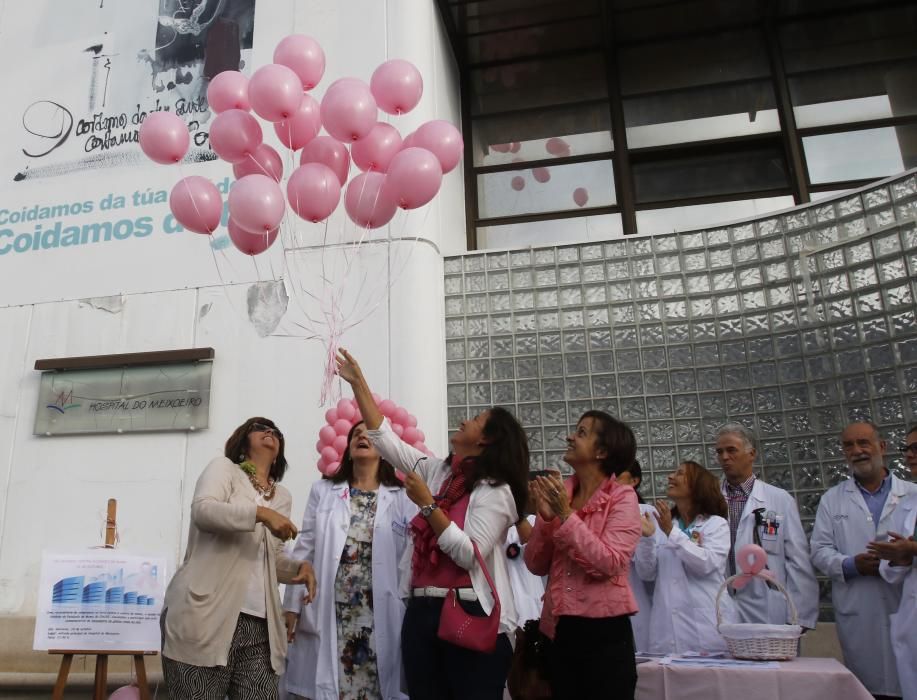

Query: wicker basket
[[715, 573, 803, 661]]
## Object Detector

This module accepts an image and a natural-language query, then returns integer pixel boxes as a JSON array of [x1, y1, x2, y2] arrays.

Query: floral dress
[[334, 487, 381, 700]]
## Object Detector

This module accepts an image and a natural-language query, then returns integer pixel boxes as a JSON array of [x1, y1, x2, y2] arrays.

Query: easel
[[49, 499, 156, 700]]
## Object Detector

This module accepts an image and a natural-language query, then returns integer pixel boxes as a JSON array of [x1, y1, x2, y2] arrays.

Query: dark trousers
[[549, 614, 637, 700], [401, 596, 513, 700]]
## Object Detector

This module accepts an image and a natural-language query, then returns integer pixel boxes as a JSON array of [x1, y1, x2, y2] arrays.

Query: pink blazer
[[524, 474, 641, 639]]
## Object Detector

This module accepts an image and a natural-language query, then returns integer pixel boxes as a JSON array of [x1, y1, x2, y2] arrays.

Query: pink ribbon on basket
[[731, 544, 776, 589]]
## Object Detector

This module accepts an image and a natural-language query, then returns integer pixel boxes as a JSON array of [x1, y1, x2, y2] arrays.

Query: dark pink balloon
[[320, 78, 377, 142], [273, 34, 326, 90], [169, 176, 222, 234], [345, 172, 398, 229], [139, 112, 189, 164], [207, 71, 250, 113], [546, 137, 571, 157], [370, 59, 423, 115], [228, 219, 278, 256], [300, 135, 351, 186], [573, 187, 589, 207], [232, 143, 284, 182], [413, 120, 463, 173], [273, 93, 321, 150], [511, 176, 525, 191], [209, 109, 262, 163], [228, 174, 286, 233], [248, 64, 303, 122], [383, 147, 443, 210], [532, 167, 551, 183], [287, 162, 341, 223], [351, 122, 402, 173]]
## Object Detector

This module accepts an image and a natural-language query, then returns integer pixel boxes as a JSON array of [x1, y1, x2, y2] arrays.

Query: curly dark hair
[[578, 410, 637, 477], [224, 416, 288, 482], [328, 421, 403, 488], [467, 406, 530, 517], [671, 460, 727, 520]]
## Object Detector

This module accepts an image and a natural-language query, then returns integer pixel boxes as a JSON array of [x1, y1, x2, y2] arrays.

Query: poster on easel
[[33, 550, 168, 651]]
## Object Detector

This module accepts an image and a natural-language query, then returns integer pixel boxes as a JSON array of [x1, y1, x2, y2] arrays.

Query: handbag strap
[[469, 541, 500, 609]]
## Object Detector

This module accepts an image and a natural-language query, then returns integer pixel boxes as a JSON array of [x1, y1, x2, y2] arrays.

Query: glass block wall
[[444, 171, 917, 620]]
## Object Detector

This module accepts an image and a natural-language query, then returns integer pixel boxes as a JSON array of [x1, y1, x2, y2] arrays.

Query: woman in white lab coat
[[869, 425, 917, 700], [282, 422, 416, 700], [634, 460, 733, 655]]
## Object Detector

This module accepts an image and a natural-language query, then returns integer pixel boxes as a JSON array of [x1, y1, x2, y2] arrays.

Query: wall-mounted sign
[[34, 359, 212, 435]]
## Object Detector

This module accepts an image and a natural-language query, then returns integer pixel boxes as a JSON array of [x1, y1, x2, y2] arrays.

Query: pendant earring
[[239, 453, 246, 461]]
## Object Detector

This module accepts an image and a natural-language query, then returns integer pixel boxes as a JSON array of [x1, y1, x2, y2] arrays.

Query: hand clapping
[[531, 472, 570, 521]]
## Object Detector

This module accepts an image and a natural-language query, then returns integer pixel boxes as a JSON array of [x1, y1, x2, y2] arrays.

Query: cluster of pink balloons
[[316, 396, 431, 475], [138, 34, 465, 255]]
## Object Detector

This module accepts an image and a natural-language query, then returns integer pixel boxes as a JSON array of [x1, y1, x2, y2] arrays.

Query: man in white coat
[[716, 423, 819, 629], [811, 421, 917, 699]]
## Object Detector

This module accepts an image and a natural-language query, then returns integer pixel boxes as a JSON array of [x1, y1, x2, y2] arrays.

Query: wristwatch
[[420, 502, 439, 518]]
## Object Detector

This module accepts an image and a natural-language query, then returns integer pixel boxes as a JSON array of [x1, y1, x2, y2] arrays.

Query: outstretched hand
[[335, 348, 362, 385]]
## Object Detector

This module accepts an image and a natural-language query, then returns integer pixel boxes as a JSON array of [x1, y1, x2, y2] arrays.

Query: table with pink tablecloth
[[636, 657, 871, 700]]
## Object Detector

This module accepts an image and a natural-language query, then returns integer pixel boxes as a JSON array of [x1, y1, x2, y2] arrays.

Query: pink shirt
[[524, 474, 641, 639]]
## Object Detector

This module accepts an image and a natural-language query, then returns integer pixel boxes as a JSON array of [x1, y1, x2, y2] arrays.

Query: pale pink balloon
[[333, 418, 352, 436], [324, 461, 341, 476], [273, 34, 326, 90], [511, 176, 525, 191], [509, 142, 521, 153], [321, 446, 339, 464], [300, 135, 351, 186], [325, 408, 339, 424], [227, 220, 278, 256], [546, 137, 571, 157], [139, 112, 189, 164], [573, 187, 589, 207], [169, 176, 222, 234], [416, 429, 426, 443], [315, 440, 324, 453], [401, 132, 417, 150], [337, 399, 356, 420], [248, 64, 303, 122], [407, 414, 418, 427], [413, 120, 463, 173], [532, 167, 551, 183], [392, 407, 409, 425], [332, 435, 348, 454], [320, 78, 377, 142], [207, 71, 250, 113], [383, 147, 443, 210], [351, 122, 403, 173], [491, 143, 511, 153], [228, 174, 286, 233], [378, 399, 396, 417], [392, 423, 404, 438], [274, 93, 321, 150], [287, 163, 341, 223], [345, 172, 398, 229], [319, 425, 336, 445], [370, 59, 423, 115], [403, 426, 421, 444], [233, 143, 284, 182], [209, 109, 262, 163]]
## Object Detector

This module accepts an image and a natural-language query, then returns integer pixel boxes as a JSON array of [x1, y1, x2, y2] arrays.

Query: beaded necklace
[[239, 460, 276, 500]]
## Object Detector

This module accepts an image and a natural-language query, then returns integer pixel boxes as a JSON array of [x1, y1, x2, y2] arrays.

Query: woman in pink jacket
[[525, 410, 642, 700]]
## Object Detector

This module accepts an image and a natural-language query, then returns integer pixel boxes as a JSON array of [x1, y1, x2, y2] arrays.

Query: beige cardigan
[[163, 456, 303, 673]]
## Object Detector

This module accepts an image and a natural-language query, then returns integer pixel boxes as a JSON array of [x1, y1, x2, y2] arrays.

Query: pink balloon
[[332, 435, 348, 454], [300, 135, 351, 186], [378, 399, 396, 417], [249, 64, 303, 122], [401, 132, 417, 150], [511, 176, 525, 191], [333, 419, 352, 436], [370, 59, 424, 115], [319, 425, 336, 445], [287, 163, 341, 223], [209, 109, 263, 164], [233, 143, 284, 182], [273, 35, 326, 90], [383, 147, 443, 210], [325, 461, 341, 475], [413, 120, 463, 173], [351, 122, 403, 173], [392, 407, 409, 425], [509, 142, 521, 153], [336, 399, 356, 420], [416, 429, 426, 443], [392, 423, 404, 438], [321, 446, 339, 464], [573, 187, 589, 207], [139, 112, 189, 164], [315, 440, 324, 453], [345, 171, 398, 229], [546, 137, 571, 157], [403, 426, 421, 444], [207, 71, 250, 113], [532, 167, 551, 183], [227, 220, 278, 256], [491, 143, 511, 153], [320, 78, 377, 142], [229, 175, 286, 234], [169, 176, 222, 235], [274, 94, 321, 150], [407, 414, 418, 427], [325, 408, 339, 424]]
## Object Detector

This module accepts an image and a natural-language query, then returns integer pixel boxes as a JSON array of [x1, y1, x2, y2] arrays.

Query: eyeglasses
[[898, 442, 917, 456], [250, 422, 283, 440]]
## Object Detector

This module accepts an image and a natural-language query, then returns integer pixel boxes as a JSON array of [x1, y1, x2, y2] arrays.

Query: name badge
[[392, 519, 407, 538]]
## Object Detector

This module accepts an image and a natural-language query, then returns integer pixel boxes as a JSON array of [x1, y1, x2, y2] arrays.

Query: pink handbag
[[437, 541, 500, 653]]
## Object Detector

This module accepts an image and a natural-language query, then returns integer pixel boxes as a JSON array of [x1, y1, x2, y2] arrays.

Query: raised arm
[[335, 348, 383, 429]]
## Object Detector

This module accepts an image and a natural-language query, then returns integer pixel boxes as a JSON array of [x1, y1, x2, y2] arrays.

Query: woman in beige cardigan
[[162, 417, 317, 699]]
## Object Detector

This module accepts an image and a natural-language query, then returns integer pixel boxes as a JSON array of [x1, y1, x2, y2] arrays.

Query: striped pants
[[162, 612, 278, 700]]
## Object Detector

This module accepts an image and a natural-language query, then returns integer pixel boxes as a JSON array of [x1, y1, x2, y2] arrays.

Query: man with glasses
[[811, 421, 917, 699]]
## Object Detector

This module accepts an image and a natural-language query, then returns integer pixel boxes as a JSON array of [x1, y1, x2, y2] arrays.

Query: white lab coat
[[879, 493, 917, 700], [629, 503, 655, 653], [281, 479, 416, 700], [811, 475, 917, 697], [505, 515, 545, 625], [634, 514, 735, 654], [729, 480, 819, 629]]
